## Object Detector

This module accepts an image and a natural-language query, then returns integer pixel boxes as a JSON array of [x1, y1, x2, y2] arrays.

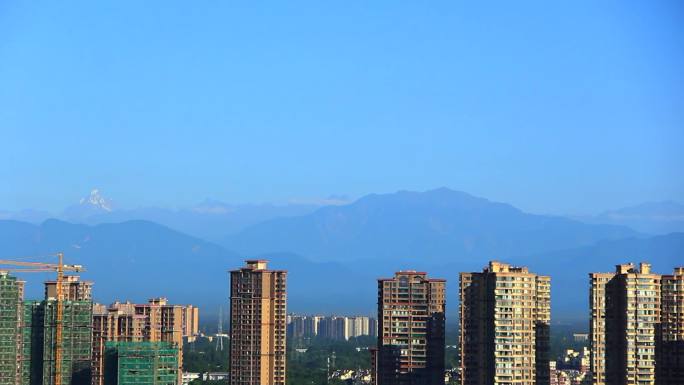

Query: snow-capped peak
[[79, 189, 113, 211]]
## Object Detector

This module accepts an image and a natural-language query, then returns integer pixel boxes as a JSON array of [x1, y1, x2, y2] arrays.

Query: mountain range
[[5, 189, 681, 242], [1, 188, 682, 320], [0, 189, 330, 241], [577, 201, 684, 234], [0, 219, 239, 308], [225, 188, 640, 262]]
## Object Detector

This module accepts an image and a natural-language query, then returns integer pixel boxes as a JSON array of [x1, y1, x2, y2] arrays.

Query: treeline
[[288, 336, 373, 385]]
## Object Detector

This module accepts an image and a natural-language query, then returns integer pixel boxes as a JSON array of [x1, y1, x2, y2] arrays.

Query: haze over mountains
[[0, 189, 330, 241], [1, 187, 682, 320], [578, 201, 684, 234], [0, 219, 238, 307], [225, 188, 640, 262]]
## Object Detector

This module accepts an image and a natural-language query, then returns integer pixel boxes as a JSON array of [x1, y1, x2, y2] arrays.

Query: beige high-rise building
[[459, 261, 551, 385], [375, 270, 446, 385], [590, 263, 684, 385], [182, 305, 200, 342], [589, 263, 661, 385], [91, 298, 199, 385], [229, 260, 287, 385]]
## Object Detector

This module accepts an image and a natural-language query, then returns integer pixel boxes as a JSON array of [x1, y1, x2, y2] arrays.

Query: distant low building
[[558, 347, 590, 373], [182, 372, 200, 385], [203, 372, 229, 381], [287, 314, 377, 340], [550, 361, 559, 385], [572, 333, 588, 343]]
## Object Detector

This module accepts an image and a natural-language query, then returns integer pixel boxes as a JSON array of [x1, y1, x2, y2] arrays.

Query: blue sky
[[1, 1, 682, 214]]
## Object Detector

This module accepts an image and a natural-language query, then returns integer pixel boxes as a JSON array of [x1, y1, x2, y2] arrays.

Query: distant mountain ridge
[[0, 219, 239, 308], [5, 188, 682, 242], [578, 201, 684, 234], [4, 187, 684, 319], [1, 219, 681, 319], [225, 188, 640, 262], [2, 189, 326, 242], [0, 219, 377, 315], [507, 232, 684, 317]]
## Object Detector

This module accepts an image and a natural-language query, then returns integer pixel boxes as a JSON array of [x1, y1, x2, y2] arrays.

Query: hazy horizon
[[3, 185, 684, 219]]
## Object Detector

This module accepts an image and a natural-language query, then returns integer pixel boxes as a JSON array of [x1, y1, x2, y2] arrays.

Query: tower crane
[[0, 252, 85, 385]]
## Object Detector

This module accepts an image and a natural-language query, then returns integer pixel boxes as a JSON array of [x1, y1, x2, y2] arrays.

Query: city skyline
[[1, 1, 682, 383], [2, 256, 683, 384], [5, 246, 683, 322], [4, 257, 682, 324]]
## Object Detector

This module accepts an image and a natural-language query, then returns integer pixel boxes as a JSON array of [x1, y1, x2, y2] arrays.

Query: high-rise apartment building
[[229, 260, 287, 385], [318, 316, 349, 340], [346, 316, 371, 339], [589, 263, 661, 385], [287, 315, 321, 339], [376, 270, 445, 385], [659, 267, 684, 385], [590, 263, 684, 385], [459, 261, 551, 385], [0, 271, 24, 385], [91, 298, 197, 385]]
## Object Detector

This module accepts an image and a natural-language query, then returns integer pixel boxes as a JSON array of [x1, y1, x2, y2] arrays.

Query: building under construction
[[19, 276, 94, 385], [40, 300, 94, 385], [0, 271, 24, 385], [103, 341, 179, 385], [20, 301, 44, 385]]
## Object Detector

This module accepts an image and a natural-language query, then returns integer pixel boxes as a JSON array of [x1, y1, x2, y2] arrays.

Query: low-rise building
[[181, 372, 200, 385], [203, 372, 229, 381]]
